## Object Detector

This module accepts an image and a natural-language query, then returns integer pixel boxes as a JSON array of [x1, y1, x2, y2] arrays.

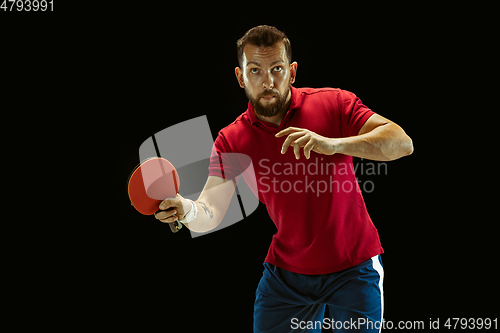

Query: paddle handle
[[154, 208, 181, 233], [169, 221, 180, 233]]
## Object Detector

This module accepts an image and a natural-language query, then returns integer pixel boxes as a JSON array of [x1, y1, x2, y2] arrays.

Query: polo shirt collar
[[247, 86, 301, 126]]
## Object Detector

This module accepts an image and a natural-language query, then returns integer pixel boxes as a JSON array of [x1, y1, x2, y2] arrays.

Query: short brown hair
[[236, 25, 292, 68]]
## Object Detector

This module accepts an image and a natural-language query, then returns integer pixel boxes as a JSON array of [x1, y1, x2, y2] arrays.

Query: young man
[[155, 25, 413, 332]]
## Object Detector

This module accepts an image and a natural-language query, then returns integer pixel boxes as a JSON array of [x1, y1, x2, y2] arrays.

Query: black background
[[2, 3, 495, 331]]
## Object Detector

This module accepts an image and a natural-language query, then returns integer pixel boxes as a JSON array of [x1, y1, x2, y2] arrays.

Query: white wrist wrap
[[179, 199, 197, 224]]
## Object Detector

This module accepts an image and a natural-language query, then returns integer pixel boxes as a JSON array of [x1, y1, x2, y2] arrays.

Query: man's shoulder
[[293, 87, 358, 109], [295, 86, 351, 97]]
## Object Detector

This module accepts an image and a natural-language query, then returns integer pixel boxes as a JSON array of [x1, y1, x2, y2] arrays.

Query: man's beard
[[246, 84, 291, 118]]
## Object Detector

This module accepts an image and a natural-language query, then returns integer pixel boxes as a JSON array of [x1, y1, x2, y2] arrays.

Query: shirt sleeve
[[208, 131, 241, 181], [338, 90, 375, 137]]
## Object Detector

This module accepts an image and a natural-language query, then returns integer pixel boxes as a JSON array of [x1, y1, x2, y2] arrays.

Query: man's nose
[[262, 71, 274, 89]]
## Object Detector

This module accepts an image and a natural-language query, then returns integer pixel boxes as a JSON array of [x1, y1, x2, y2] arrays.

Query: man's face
[[235, 42, 297, 118]]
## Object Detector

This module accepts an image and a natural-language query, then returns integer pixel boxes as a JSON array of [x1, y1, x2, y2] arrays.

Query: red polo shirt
[[209, 86, 383, 274]]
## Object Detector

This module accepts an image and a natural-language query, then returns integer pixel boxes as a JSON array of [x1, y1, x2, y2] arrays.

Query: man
[[155, 25, 413, 332]]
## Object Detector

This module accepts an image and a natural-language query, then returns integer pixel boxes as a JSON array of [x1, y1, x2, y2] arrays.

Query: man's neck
[[254, 90, 292, 126]]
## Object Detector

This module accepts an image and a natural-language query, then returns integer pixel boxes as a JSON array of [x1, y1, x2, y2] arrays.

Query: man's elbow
[[394, 135, 413, 160], [384, 123, 413, 160], [403, 135, 414, 156], [384, 135, 413, 161]]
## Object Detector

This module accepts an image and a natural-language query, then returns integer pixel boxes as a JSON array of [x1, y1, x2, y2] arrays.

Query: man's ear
[[290, 62, 298, 84], [235, 67, 245, 88]]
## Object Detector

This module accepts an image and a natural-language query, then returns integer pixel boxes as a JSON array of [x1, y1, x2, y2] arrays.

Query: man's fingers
[[281, 132, 306, 154], [159, 216, 179, 224], [293, 135, 311, 148], [155, 210, 177, 220], [303, 140, 315, 159], [159, 197, 177, 210], [156, 209, 179, 223], [293, 143, 301, 159], [275, 127, 302, 138], [290, 135, 312, 160]]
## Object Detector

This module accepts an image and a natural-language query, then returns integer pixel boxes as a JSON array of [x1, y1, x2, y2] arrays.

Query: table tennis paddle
[[127, 157, 182, 233]]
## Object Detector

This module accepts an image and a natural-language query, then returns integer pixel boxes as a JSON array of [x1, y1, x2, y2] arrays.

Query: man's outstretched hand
[[276, 127, 339, 160]]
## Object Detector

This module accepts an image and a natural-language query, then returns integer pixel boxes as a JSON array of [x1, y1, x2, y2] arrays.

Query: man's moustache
[[259, 90, 280, 98]]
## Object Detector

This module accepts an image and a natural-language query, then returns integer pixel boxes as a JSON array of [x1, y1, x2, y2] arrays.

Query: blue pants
[[254, 255, 384, 333]]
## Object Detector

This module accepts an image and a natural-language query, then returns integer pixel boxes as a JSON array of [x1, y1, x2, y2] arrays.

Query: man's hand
[[154, 193, 190, 223], [276, 114, 413, 162], [276, 127, 340, 160]]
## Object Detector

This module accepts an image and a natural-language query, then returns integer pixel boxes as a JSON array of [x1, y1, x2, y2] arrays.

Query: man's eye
[[273, 66, 282, 72], [250, 68, 259, 74]]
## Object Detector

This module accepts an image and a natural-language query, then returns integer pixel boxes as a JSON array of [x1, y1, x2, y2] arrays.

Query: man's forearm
[[335, 123, 413, 161], [182, 200, 222, 233], [180, 176, 235, 233]]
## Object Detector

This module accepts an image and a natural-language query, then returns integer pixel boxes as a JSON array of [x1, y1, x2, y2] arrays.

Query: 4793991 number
[[444, 318, 497, 330], [1, 0, 53, 11]]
